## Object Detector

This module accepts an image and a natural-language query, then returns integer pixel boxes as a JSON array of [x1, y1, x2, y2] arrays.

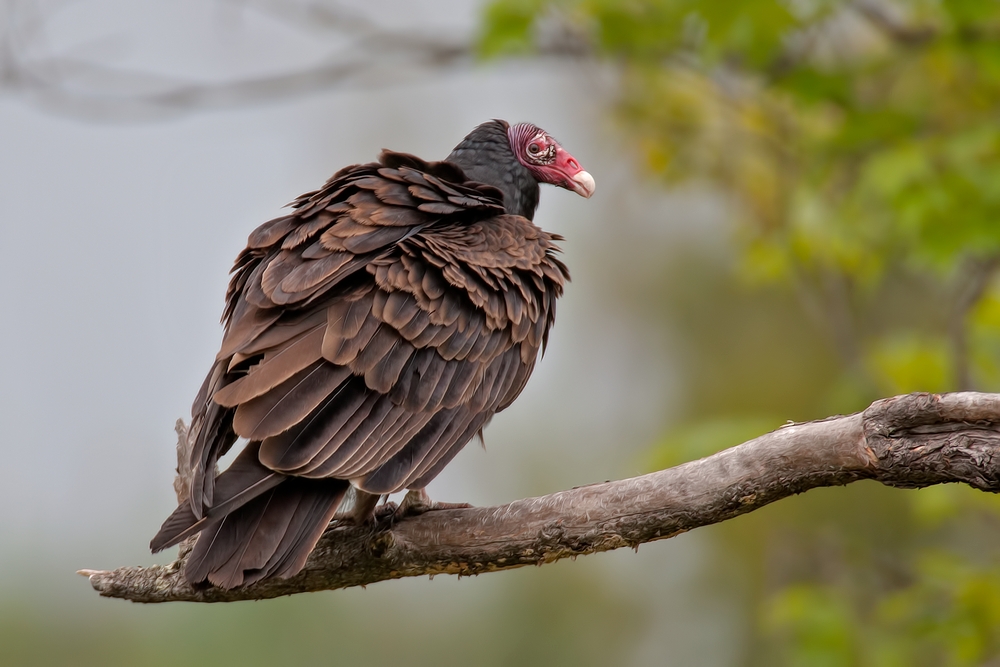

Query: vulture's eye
[[528, 143, 540, 155]]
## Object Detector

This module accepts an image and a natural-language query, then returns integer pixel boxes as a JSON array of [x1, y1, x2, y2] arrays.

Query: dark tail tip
[[183, 478, 350, 589]]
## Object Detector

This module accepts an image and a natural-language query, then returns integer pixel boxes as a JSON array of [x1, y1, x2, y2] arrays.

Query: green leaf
[[479, 0, 547, 57]]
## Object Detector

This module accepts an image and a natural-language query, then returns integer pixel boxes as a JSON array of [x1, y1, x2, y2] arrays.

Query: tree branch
[[81, 391, 1000, 603], [1, 0, 590, 121]]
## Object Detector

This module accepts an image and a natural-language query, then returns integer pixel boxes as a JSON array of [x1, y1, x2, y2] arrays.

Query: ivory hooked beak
[[570, 170, 596, 198]]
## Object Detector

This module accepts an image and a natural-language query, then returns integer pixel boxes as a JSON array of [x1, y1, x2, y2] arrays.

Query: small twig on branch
[[82, 391, 1000, 603]]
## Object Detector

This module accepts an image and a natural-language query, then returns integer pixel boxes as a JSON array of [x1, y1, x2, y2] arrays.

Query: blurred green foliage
[[486, 0, 1000, 664]]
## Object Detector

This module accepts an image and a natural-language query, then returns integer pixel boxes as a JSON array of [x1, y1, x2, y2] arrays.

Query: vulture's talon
[[396, 489, 473, 518], [372, 501, 400, 521]]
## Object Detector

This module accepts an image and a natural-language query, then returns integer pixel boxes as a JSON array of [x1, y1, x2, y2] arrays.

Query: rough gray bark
[[81, 391, 1000, 603]]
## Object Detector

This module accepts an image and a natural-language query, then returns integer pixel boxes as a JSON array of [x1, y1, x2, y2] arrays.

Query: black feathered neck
[[445, 119, 540, 221]]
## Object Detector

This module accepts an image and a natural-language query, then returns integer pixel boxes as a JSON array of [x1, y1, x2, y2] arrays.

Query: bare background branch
[[0, 0, 590, 121]]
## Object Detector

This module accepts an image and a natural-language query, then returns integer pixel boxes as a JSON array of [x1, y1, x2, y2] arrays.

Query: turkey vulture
[[150, 119, 594, 588]]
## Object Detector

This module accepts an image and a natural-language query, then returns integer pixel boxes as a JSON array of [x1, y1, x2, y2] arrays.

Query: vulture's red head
[[446, 119, 595, 221], [506, 122, 596, 199]]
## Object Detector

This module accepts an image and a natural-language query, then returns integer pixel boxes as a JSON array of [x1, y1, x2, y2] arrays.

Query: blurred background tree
[[482, 0, 1000, 664]]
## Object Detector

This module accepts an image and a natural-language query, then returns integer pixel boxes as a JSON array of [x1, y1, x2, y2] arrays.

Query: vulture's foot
[[331, 489, 471, 528], [372, 500, 400, 520], [396, 488, 472, 517], [332, 490, 388, 526]]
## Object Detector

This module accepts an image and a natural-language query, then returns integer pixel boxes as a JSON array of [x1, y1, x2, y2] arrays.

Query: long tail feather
[[150, 442, 283, 552], [183, 478, 349, 588]]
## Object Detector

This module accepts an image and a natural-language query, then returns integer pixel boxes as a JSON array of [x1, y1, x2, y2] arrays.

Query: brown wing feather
[[257, 379, 368, 471], [232, 361, 352, 440], [229, 307, 327, 359], [212, 322, 326, 407]]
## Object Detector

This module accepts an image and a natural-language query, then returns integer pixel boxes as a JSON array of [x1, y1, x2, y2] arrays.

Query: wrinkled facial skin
[[507, 123, 596, 199]]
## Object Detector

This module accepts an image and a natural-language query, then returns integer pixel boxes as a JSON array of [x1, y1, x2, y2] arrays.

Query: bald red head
[[507, 123, 596, 199]]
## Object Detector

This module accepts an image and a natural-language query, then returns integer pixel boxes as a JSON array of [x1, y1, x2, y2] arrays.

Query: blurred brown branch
[[82, 391, 1000, 603], [852, 0, 939, 46], [0, 0, 589, 121]]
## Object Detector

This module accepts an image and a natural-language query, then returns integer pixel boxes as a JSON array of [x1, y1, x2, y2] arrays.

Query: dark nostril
[[569, 159, 578, 169]]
